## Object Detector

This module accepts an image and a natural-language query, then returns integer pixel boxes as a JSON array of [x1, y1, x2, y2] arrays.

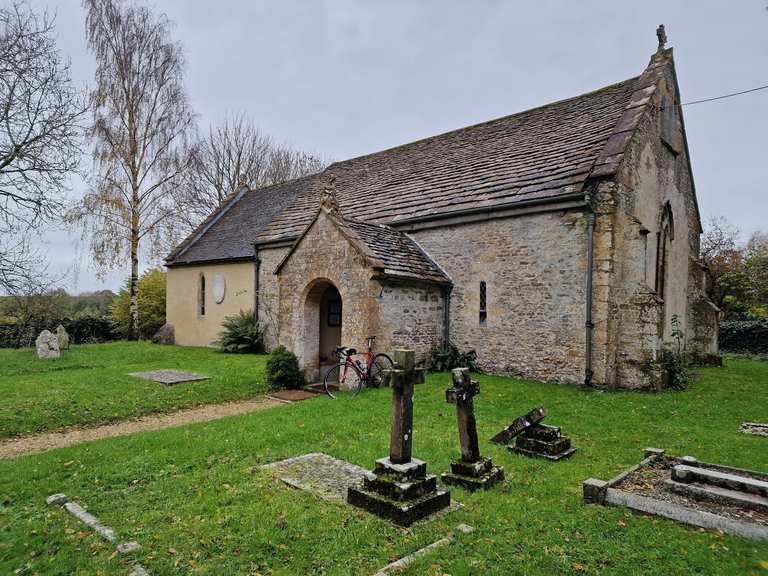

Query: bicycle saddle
[[335, 346, 356, 356]]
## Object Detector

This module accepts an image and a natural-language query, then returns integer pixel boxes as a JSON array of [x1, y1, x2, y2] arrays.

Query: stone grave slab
[[262, 452, 368, 502], [741, 422, 768, 437], [129, 369, 209, 386], [583, 448, 768, 541]]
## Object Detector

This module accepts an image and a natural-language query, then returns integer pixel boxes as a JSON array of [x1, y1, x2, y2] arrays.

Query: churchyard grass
[[0, 342, 267, 438], [0, 359, 766, 574]]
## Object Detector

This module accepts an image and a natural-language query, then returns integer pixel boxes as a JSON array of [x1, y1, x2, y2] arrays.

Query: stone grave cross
[[441, 367, 504, 491], [388, 348, 424, 464], [446, 367, 481, 463], [346, 348, 450, 526]]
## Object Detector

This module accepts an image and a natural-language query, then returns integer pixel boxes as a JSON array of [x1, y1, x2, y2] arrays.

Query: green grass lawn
[[1, 358, 767, 575], [0, 342, 267, 438]]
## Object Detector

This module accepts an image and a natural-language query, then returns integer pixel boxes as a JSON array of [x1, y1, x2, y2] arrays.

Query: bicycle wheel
[[324, 363, 363, 399], [369, 353, 394, 388]]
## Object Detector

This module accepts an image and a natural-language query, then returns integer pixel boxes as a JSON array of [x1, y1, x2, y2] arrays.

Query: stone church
[[165, 30, 719, 389]]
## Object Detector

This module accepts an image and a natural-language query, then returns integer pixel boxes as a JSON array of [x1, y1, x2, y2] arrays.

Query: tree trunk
[[128, 198, 140, 340]]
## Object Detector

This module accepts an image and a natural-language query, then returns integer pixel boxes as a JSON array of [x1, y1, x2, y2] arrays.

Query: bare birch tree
[[69, 0, 195, 339], [176, 114, 325, 231], [0, 1, 87, 294]]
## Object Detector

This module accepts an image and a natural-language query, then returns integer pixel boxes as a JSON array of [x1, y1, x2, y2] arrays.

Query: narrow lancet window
[[199, 274, 206, 316], [479, 281, 487, 326]]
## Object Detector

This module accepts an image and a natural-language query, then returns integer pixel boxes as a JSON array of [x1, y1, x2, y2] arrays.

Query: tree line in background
[[0, 267, 167, 348], [701, 217, 768, 355], [0, 0, 325, 340]]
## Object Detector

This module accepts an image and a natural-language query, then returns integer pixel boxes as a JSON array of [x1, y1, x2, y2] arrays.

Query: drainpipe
[[584, 194, 596, 386], [442, 285, 452, 347], [254, 246, 260, 322]]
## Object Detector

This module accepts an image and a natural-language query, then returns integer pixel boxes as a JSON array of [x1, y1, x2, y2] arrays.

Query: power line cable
[[681, 83, 768, 106]]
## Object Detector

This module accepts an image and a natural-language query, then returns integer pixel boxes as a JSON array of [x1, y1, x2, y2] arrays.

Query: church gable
[[275, 177, 450, 285]]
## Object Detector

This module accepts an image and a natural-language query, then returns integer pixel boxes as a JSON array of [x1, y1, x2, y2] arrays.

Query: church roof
[[165, 176, 309, 266], [343, 220, 450, 284], [254, 74, 643, 244], [168, 47, 677, 266]]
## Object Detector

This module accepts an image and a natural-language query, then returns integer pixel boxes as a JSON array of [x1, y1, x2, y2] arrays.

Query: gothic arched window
[[655, 202, 675, 301]]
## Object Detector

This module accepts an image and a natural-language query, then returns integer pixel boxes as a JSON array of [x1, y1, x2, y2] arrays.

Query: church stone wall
[[596, 62, 719, 388], [257, 245, 290, 351], [410, 210, 588, 384], [376, 281, 445, 366]]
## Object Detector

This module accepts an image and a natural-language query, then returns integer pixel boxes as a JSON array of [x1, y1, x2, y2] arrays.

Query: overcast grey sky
[[29, 0, 768, 293]]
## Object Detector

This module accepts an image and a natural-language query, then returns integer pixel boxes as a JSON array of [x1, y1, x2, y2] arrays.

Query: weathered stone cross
[[446, 367, 481, 463], [347, 348, 450, 526], [441, 367, 504, 491], [388, 349, 424, 464]]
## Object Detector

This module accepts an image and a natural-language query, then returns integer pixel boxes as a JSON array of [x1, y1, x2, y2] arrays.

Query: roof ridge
[[325, 76, 640, 170]]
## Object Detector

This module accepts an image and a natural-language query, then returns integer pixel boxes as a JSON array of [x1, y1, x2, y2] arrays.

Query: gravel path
[[0, 397, 282, 460]]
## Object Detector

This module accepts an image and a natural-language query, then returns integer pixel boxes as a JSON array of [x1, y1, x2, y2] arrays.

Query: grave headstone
[[347, 349, 451, 526], [55, 324, 70, 350], [36, 330, 60, 359], [441, 368, 504, 491]]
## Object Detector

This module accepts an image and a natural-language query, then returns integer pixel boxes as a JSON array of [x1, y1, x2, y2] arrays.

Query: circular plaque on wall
[[212, 274, 226, 304]]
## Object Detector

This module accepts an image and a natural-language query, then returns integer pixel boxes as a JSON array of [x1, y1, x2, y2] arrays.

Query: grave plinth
[[347, 349, 450, 526], [490, 406, 547, 444], [493, 406, 577, 461], [441, 368, 504, 491], [511, 423, 577, 461]]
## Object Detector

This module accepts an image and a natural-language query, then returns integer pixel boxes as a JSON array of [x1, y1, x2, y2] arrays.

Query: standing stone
[[441, 368, 504, 491], [55, 325, 70, 350], [152, 323, 175, 345], [36, 330, 60, 359], [347, 349, 450, 526]]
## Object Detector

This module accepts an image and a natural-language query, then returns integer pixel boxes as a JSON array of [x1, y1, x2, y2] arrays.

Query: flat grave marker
[[128, 369, 209, 386]]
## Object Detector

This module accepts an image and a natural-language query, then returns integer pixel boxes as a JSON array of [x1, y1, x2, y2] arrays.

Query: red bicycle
[[324, 336, 393, 399]]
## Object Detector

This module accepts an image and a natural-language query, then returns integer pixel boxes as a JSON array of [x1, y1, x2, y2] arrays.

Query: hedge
[[0, 315, 116, 349], [719, 320, 768, 355]]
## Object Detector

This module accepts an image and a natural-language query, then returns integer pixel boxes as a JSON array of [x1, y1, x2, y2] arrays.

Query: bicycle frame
[[337, 336, 377, 383]]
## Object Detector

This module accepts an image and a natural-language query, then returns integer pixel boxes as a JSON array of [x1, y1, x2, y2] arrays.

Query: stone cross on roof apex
[[656, 24, 667, 52], [320, 174, 341, 215]]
